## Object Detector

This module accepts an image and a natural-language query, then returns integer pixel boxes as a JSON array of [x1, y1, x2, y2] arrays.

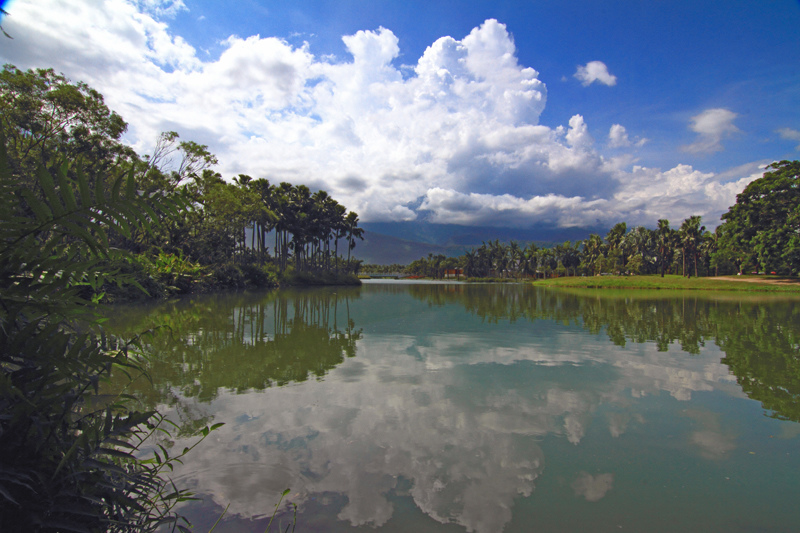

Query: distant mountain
[[351, 232, 465, 265], [360, 221, 605, 247], [353, 222, 607, 265]]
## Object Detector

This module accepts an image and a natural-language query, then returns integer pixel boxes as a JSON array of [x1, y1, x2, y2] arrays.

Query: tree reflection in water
[[406, 284, 800, 423], [101, 283, 800, 532], [103, 288, 362, 433]]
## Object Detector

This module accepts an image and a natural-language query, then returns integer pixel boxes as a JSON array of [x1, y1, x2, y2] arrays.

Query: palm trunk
[[682, 247, 686, 277]]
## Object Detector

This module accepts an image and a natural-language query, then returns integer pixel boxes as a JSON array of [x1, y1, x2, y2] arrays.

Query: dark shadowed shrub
[[0, 134, 220, 531]]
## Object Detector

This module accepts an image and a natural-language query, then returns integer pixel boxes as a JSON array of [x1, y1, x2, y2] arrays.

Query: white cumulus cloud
[[682, 108, 740, 154], [574, 60, 617, 86], [0, 1, 759, 229], [608, 124, 646, 148]]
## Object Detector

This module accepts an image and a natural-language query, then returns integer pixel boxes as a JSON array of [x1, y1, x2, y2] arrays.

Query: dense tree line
[[0, 64, 363, 296], [401, 162, 799, 279]]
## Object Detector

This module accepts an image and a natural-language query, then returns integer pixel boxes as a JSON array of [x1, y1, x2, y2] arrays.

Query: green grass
[[531, 274, 800, 292]]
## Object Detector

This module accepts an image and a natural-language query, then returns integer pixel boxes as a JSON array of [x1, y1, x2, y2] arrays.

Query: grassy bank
[[532, 274, 800, 292]]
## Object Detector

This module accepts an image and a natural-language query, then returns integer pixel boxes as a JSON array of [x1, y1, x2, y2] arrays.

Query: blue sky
[[1, 0, 799, 229]]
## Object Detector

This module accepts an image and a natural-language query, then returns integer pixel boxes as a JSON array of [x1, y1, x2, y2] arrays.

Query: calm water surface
[[104, 281, 800, 532]]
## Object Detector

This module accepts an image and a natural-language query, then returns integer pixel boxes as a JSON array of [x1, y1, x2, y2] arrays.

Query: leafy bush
[[239, 260, 279, 288], [279, 267, 361, 286], [133, 251, 209, 295], [0, 134, 220, 531], [207, 260, 279, 289]]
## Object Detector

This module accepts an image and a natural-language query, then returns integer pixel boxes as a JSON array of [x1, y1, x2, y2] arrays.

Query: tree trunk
[[682, 247, 686, 277]]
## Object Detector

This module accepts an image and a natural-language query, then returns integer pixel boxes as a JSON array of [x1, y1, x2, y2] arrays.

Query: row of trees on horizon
[[400, 217, 717, 279], [374, 160, 800, 279]]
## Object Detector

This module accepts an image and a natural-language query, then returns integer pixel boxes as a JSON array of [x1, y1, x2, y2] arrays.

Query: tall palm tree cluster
[[164, 171, 364, 275], [405, 216, 720, 279]]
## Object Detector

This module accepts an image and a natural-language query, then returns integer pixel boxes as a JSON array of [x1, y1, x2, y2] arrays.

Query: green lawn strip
[[531, 274, 800, 292]]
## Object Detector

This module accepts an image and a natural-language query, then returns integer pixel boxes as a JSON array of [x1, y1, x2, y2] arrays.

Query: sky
[[1, 0, 799, 230]]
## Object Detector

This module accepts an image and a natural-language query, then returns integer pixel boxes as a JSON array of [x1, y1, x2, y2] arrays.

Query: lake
[[104, 281, 800, 532]]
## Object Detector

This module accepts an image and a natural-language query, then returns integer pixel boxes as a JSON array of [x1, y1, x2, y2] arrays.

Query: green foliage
[[1, 63, 365, 292], [0, 132, 222, 531], [278, 266, 361, 286], [361, 263, 407, 274], [0, 134, 185, 315], [133, 251, 209, 295], [718, 160, 800, 275], [204, 260, 278, 289], [402, 208, 783, 281], [679, 215, 705, 277], [0, 64, 133, 185], [627, 253, 644, 275]]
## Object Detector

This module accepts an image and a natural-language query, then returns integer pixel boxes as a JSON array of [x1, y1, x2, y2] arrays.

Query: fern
[[0, 131, 189, 321], [0, 131, 217, 532]]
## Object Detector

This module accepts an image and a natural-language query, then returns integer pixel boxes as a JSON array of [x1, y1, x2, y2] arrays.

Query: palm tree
[[523, 243, 539, 278], [605, 222, 627, 273], [463, 250, 477, 278], [561, 241, 581, 276], [625, 226, 654, 273], [679, 216, 705, 277], [344, 211, 364, 270], [656, 219, 673, 277], [699, 229, 718, 276], [508, 240, 522, 277], [583, 234, 604, 275]]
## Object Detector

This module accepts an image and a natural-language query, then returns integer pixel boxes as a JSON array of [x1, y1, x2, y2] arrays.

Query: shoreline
[[530, 274, 800, 292]]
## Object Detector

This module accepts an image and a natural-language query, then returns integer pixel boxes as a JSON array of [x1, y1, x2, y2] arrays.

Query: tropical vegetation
[[0, 127, 224, 530], [0, 64, 364, 300], [0, 62, 365, 530], [395, 161, 799, 282]]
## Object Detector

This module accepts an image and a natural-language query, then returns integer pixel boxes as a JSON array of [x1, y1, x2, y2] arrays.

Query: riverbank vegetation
[[388, 160, 800, 286], [0, 63, 364, 530], [0, 64, 364, 302], [0, 130, 227, 529], [534, 274, 800, 292]]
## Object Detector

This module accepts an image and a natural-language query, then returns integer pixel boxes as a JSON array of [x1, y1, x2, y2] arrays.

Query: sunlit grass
[[531, 274, 800, 292]]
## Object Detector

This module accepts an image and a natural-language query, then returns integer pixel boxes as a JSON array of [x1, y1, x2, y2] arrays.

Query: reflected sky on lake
[[108, 283, 800, 532]]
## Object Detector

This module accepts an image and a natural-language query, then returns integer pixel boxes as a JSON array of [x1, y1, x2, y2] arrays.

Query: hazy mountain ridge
[[353, 222, 606, 265]]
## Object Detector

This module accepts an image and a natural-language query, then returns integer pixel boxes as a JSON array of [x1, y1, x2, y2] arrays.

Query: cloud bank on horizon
[[0, 0, 786, 229]]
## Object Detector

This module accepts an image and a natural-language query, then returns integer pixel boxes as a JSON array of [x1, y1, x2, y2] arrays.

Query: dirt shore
[[712, 275, 800, 286]]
